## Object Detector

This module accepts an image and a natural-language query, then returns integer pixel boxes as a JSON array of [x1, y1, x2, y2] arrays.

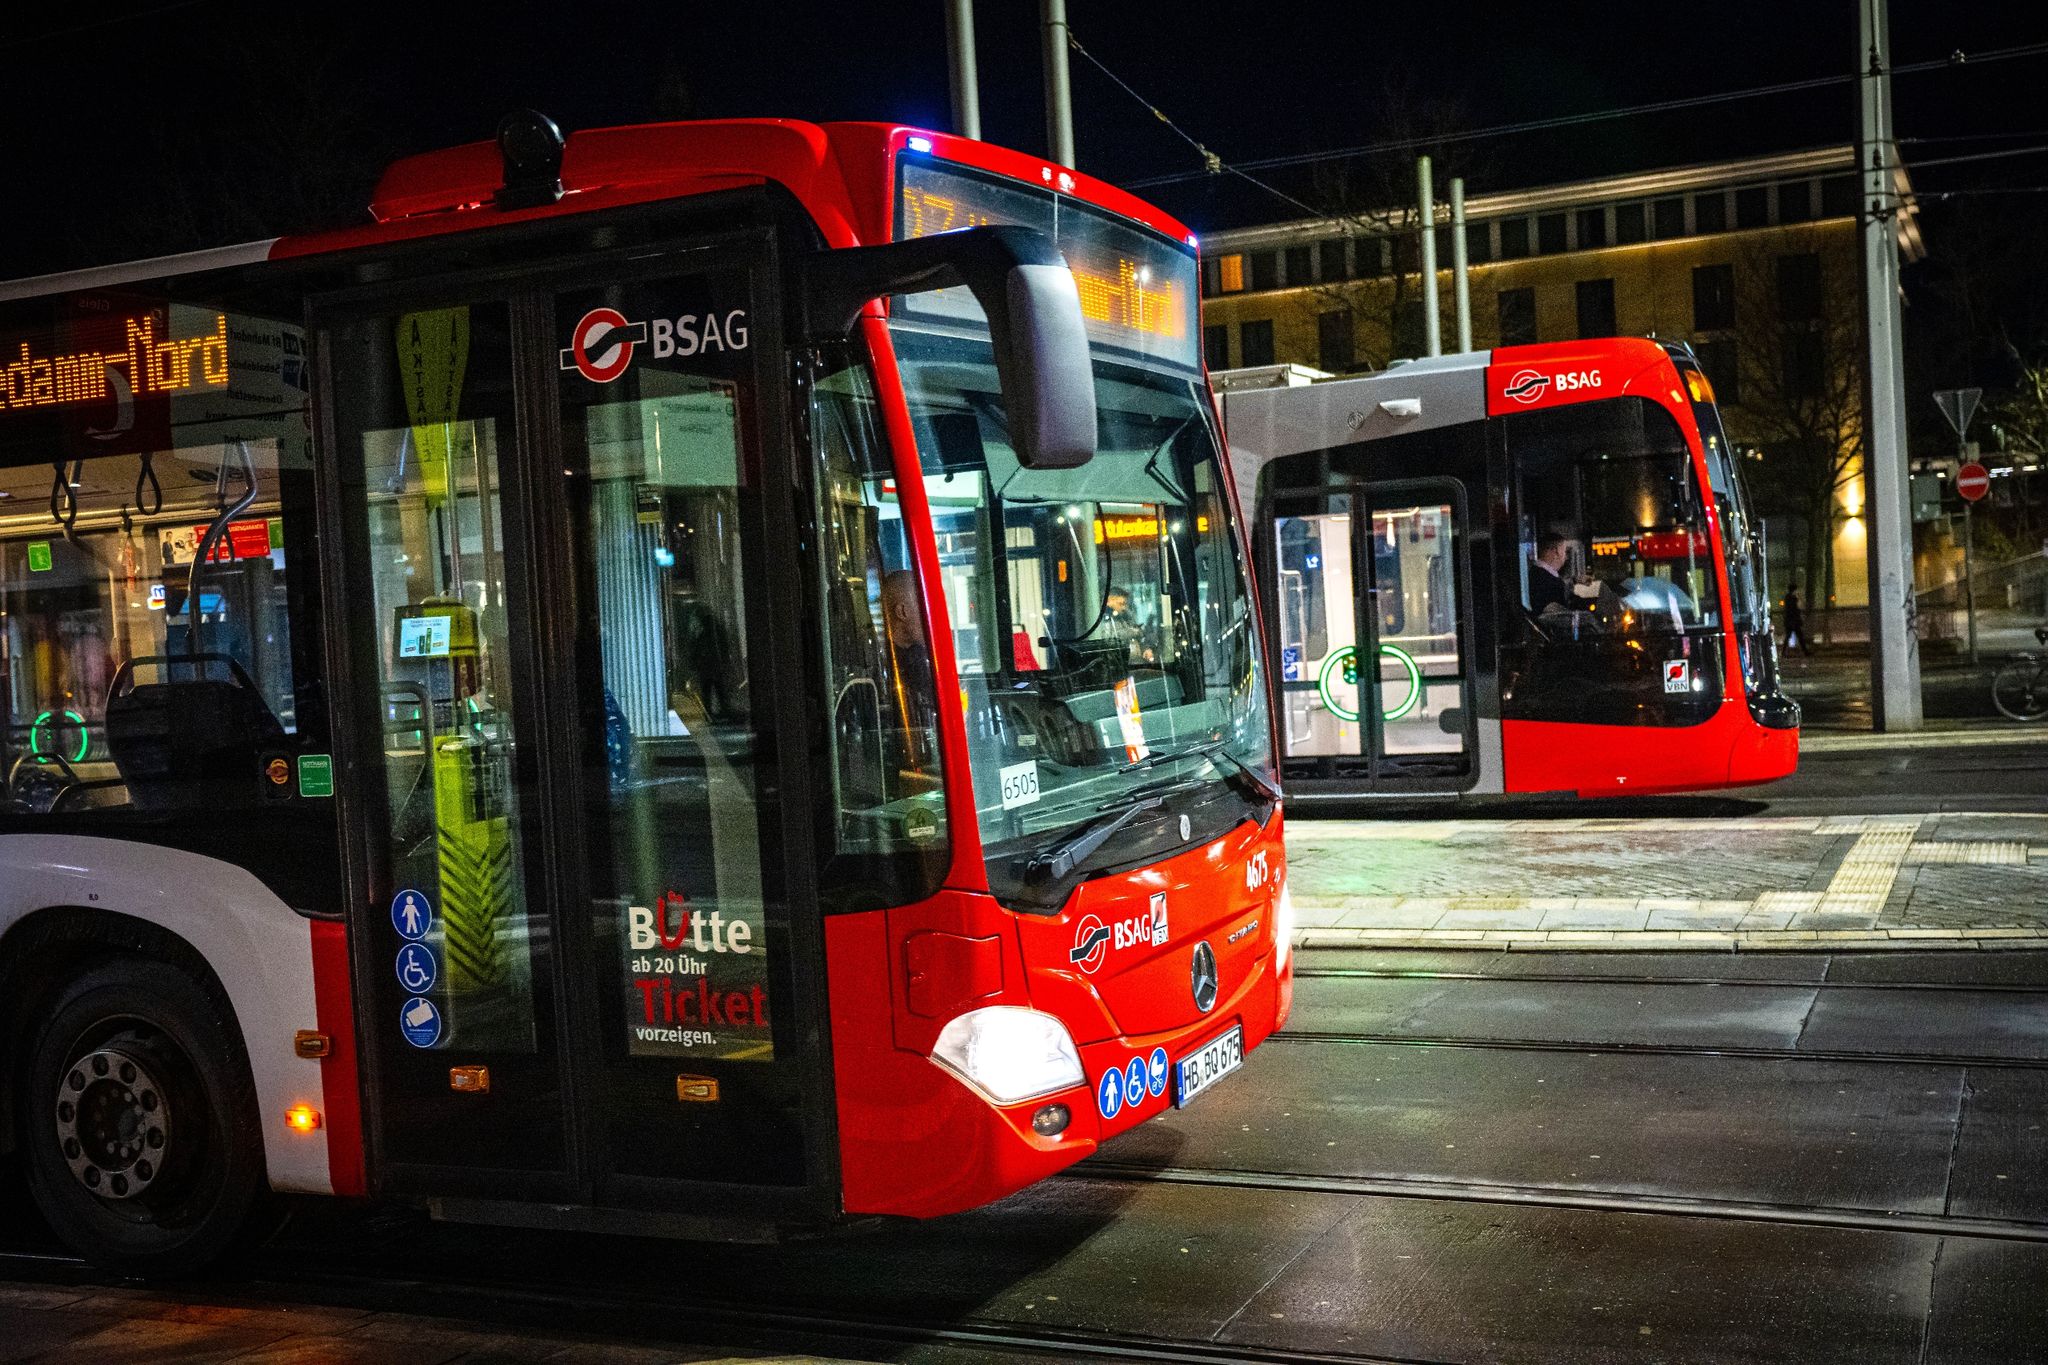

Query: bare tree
[[1992, 361, 2048, 460], [1721, 228, 1866, 622], [105, 34, 383, 265], [1281, 80, 1486, 373], [1990, 360, 2048, 549]]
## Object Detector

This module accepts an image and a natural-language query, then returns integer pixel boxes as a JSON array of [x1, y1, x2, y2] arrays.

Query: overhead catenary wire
[[0, 0, 213, 52], [1890, 144, 2048, 172], [1062, 31, 1330, 224], [1120, 39, 2048, 191], [1902, 130, 2048, 144]]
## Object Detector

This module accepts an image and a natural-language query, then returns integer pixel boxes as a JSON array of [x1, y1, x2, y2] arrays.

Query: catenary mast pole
[[946, 0, 981, 141], [1450, 177, 1473, 353], [1042, 0, 1075, 166], [1418, 156, 1441, 357], [1858, 0, 1921, 728]]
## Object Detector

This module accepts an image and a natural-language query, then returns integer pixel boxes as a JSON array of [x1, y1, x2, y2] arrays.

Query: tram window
[[1502, 396, 1724, 727], [0, 303, 316, 819], [807, 356, 950, 895]]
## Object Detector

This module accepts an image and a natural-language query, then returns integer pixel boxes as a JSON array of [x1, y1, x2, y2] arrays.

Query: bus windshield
[[890, 327, 1270, 903]]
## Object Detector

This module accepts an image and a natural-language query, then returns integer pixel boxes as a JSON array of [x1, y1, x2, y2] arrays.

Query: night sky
[[6, 2, 2046, 370]]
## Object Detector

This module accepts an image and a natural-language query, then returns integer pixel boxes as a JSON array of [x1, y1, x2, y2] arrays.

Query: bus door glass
[[1268, 480, 1470, 783], [326, 299, 571, 1188], [326, 248, 826, 1211], [553, 255, 824, 1203]]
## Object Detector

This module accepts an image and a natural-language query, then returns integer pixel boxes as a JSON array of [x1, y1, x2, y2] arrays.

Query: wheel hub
[[54, 1047, 171, 1200]]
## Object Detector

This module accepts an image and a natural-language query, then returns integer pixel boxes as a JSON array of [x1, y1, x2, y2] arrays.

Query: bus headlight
[[1274, 876, 1296, 972], [931, 1007, 1085, 1105]]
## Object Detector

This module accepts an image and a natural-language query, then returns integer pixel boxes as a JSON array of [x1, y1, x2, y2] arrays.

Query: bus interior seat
[[104, 656, 288, 810]]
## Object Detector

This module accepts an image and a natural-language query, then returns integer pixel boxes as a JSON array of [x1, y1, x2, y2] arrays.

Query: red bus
[[1218, 338, 1798, 801], [0, 114, 1288, 1271]]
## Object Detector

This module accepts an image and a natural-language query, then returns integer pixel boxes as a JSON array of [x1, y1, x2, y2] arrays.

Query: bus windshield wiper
[[1019, 797, 1164, 885], [1124, 739, 1281, 804]]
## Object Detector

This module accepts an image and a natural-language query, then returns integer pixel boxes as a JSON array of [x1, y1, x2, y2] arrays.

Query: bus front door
[[1269, 480, 1473, 790], [320, 238, 835, 1228]]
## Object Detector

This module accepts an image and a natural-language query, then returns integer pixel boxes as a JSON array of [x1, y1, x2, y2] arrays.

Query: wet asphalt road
[[1731, 734, 2048, 816], [4, 950, 2046, 1363]]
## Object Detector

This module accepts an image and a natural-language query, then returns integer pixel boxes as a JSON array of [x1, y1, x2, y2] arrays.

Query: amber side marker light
[[1684, 368, 1715, 405], [677, 1075, 720, 1103], [285, 1105, 322, 1133], [450, 1066, 491, 1094], [293, 1031, 331, 1059]]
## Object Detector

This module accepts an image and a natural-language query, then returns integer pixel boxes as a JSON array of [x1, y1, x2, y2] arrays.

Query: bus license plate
[[1174, 1026, 1244, 1108]]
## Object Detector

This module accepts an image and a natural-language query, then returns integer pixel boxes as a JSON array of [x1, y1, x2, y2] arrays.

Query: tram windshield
[[1676, 357, 1777, 697], [1503, 395, 1728, 726]]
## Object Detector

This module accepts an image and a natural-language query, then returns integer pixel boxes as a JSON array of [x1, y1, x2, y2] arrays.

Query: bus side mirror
[[801, 225, 1096, 470]]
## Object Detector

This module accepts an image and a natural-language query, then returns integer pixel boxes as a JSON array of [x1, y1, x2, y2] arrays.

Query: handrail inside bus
[[189, 440, 260, 659]]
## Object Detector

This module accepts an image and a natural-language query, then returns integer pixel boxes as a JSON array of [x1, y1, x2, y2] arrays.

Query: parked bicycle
[[1992, 626, 2048, 722]]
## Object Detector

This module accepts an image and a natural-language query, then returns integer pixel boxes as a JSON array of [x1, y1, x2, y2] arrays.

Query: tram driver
[[1526, 530, 1601, 616]]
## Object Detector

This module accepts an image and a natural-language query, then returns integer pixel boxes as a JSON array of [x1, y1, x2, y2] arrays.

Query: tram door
[[1269, 480, 1472, 787], [319, 238, 834, 1223]]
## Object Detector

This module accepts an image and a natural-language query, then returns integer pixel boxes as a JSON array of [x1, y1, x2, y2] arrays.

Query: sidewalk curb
[[1799, 727, 2048, 754]]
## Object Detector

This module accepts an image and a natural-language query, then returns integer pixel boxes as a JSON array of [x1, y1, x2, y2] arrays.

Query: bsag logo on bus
[[560, 305, 750, 383], [1070, 896, 1169, 974]]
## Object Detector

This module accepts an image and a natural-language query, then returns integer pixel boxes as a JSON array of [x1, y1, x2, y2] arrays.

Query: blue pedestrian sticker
[[1147, 1047, 1170, 1098], [1097, 1068, 1124, 1120], [1124, 1057, 1147, 1108], [391, 888, 433, 941], [399, 997, 443, 1049], [395, 942, 439, 995]]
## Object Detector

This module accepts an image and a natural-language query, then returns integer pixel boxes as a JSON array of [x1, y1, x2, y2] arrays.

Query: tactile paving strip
[[1904, 841, 2031, 865]]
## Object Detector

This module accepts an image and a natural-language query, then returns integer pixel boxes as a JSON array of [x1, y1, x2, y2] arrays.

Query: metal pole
[[1857, 0, 1922, 728], [1417, 155, 1441, 357], [1964, 499, 1977, 663], [1450, 177, 1472, 353], [1041, 0, 1075, 167], [945, 0, 981, 141]]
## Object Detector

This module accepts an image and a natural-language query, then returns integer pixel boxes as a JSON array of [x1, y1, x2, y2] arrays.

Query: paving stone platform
[[1287, 812, 2048, 951]]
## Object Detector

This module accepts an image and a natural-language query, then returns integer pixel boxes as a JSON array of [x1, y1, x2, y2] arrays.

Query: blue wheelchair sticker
[[396, 942, 439, 995], [1124, 1057, 1147, 1108]]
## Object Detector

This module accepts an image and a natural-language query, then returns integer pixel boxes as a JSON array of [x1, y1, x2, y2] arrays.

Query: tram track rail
[[1292, 965, 2048, 995], [1271, 1027, 2048, 1071], [1075, 1162, 2048, 1246], [0, 1245, 1440, 1365]]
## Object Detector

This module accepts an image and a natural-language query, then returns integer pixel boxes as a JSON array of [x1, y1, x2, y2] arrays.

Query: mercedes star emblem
[[1190, 941, 1219, 1013]]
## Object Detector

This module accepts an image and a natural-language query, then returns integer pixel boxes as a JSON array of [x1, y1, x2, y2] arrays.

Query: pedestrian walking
[[1782, 581, 1811, 658]]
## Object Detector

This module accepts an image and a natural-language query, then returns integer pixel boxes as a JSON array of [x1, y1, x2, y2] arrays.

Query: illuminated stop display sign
[[1956, 462, 1991, 502]]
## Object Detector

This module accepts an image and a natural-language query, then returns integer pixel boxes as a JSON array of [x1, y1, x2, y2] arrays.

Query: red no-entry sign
[[1957, 462, 1990, 502]]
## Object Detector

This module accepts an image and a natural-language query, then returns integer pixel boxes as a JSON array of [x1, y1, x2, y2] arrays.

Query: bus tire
[[19, 958, 269, 1276]]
